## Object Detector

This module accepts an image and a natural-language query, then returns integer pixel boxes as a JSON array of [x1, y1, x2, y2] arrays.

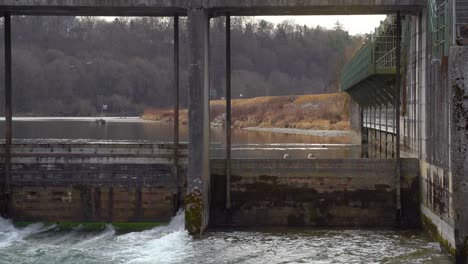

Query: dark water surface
[[0, 117, 360, 159]]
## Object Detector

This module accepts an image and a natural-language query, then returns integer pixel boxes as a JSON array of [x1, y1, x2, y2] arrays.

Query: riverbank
[[142, 93, 351, 131], [242, 127, 351, 137]]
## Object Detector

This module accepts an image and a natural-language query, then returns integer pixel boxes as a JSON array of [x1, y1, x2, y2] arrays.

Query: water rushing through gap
[[0, 211, 452, 264]]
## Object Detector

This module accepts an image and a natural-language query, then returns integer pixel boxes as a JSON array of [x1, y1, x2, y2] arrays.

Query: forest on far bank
[[0, 16, 366, 116]]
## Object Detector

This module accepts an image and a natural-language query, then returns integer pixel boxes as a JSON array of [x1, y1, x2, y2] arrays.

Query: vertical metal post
[[392, 103, 395, 158], [173, 15, 180, 210], [0, 13, 12, 218], [4, 13, 11, 146], [367, 107, 370, 158], [360, 108, 368, 158], [385, 102, 388, 158], [370, 107, 373, 158], [225, 15, 232, 212], [379, 104, 382, 158], [374, 105, 377, 158], [4, 13, 12, 200], [368, 107, 371, 158], [395, 11, 402, 220]]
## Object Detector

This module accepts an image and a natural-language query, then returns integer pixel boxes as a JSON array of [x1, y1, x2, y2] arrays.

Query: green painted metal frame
[[340, 15, 398, 94], [340, 0, 449, 105], [429, 0, 449, 58]]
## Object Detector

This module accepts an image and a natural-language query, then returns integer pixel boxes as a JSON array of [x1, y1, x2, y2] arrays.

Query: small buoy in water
[[307, 153, 315, 159], [283, 154, 290, 159]]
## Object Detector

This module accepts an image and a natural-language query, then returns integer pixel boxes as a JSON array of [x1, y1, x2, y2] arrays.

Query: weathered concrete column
[[450, 46, 468, 264], [185, 8, 211, 235]]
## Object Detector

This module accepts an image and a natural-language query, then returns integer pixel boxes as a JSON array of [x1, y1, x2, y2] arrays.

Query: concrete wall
[[360, 9, 468, 261], [405, 10, 458, 258], [0, 0, 425, 16], [210, 159, 419, 228], [450, 46, 468, 263], [0, 143, 187, 223]]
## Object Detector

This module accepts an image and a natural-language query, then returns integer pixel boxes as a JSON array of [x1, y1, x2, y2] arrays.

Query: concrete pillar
[[185, 8, 211, 235], [450, 46, 468, 264]]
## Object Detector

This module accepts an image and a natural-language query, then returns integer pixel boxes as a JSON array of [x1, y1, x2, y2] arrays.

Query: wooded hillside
[[0, 16, 364, 116]]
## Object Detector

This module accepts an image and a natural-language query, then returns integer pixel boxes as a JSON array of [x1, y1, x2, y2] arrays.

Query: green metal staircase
[[340, 0, 449, 107], [340, 15, 398, 107]]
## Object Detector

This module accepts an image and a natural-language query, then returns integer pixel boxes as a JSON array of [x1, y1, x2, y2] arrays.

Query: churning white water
[[0, 211, 452, 264]]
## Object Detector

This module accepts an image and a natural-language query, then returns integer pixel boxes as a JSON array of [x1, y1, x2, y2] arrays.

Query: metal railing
[[429, 0, 449, 57], [340, 16, 398, 92], [340, 42, 373, 91], [375, 47, 397, 70]]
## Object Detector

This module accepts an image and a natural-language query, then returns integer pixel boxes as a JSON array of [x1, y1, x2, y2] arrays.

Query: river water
[[0, 117, 360, 159], [0, 117, 453, 263], [0, 212, 452, 264]]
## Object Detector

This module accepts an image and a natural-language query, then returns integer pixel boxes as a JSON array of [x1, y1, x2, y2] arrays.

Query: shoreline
[[242, 127, 352, 137], [0, 116, 158, 124]]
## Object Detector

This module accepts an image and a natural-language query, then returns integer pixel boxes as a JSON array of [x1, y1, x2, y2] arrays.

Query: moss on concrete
[[14, 221, 166, 232], [185, 190, 203, 235], [422, 214, 456, 257]]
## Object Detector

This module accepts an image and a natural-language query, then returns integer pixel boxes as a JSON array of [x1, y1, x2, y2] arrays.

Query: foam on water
[[0, 217, 55, 249], [0, 211, 453, 264]]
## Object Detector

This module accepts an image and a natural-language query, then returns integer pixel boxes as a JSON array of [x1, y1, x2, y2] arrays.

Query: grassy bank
[[142, 93, 350, 131]]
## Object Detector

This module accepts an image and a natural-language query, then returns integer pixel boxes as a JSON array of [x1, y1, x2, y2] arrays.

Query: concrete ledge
[[0, 0, 187, 16], [0, 0, 425, 16], [209, 0, 426, 16]]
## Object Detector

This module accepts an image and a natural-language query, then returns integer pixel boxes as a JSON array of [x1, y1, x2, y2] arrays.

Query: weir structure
[[1, 0, 468, 262]]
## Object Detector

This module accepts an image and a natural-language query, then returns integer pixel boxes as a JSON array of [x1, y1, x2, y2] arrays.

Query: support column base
[[185, 189, 204, 234]]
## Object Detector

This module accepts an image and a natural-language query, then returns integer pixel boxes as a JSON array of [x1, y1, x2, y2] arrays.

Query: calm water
[[0, 117, 360, 159], [0, 212, 452, 264]]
